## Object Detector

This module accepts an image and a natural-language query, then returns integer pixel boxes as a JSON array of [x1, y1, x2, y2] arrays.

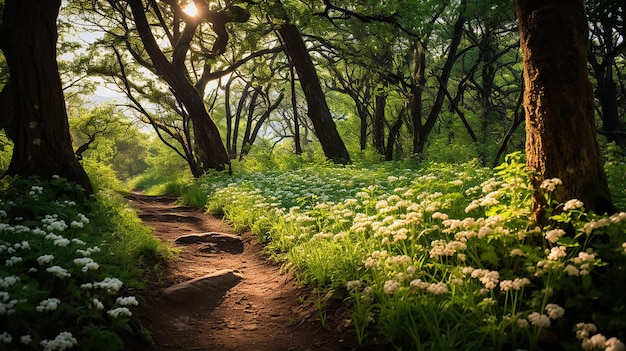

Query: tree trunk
[[516, 0, 615, 220], [589, 20, 625, 149], [277, 23, 350, 164], [1, 0, 93, 194], [128, 0, 230, 174], [290, 64, 302, 155], [414, 5, 466, 155], [373, 90, 387, 156], [410, 41, 426, 157]]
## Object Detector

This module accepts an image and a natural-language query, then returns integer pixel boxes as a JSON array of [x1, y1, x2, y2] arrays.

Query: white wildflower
[[426, 282, 448, 295], [107, 307, 132, 318], [40, 331, 77, 351], [116, 296, 139, 306], [0, 276, 20, 288], [564, 264, 580, 276], [576, 323, 598, 340], [540, 178, 562, 192], [545, 303, 565, 319], [605, 337, 625, 351], [545, 229, 566, 244], [582, 334, 607, 351], [20, 334, 32, 344], [563, 199, 584, 211], [5, 256, 22, 266], [527, 312, 551, 328], [383, 280, 400, 294], [0, 331, 12, 344], [548, 246, 567, 261], [91, 298, 104, 310], [36, 298, 61, 312], [74, 257, 99, 272], [46, 266, 71, 278]]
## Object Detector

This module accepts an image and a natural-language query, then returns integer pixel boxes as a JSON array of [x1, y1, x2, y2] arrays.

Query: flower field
[[183, 154, 626, 351], [0, 176, 167, 351]]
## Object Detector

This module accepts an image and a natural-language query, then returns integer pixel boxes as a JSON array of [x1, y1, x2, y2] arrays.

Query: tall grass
[[182, 152, 626, 351]]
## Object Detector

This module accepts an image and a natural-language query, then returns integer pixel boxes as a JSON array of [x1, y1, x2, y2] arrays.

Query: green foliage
[[126, 140, 192, 195], [185, 153, 626, 350], [604, 142, 626, 210], [0, 176, 171, 350], [0, 131, 13, 174], [68, 104, 150, 181]]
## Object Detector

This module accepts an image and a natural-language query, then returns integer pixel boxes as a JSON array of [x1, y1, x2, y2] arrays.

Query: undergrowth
[[181, 152, 626, 351], [0, 171, 172, 350]]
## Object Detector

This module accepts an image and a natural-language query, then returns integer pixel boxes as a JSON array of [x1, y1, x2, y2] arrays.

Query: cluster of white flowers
[[540, 178, 563, 192], [5, 255, 23, 266], [75, 246, 100, 257], [527, 312, 551, 328], [429, 239, 467, 259], [40, 331, 77, 351], [363, 250, 388, 269], [29, 185, 44, 197], [116, 296, 139, 306], [41, 214, 68, 232], [499, 277, 531, 292], [409, 279, 449, 295], [575, 323, 626, 351], [46, 265, 71, 278], [583, 212, 626, 235], [462, 267, 500, 290], [107, 307, 133, 318], [92, 298, 105, 310], [545, 228, 566, 244], [385, 255, 411, 266], [563, 199, 584, 211], [0, 293, 19, 315], [73, 257, 99, 272], [0, 275, 19, 288], [36, 298, 61, 312], [70, 213, 90, 228], [37, 254, 55, 265], [547, 246, 567, 261], [383, 280, 401, 294], [0, 331, 12, 344], [81, 277, 124, 294], [544, 303, 565, 319]]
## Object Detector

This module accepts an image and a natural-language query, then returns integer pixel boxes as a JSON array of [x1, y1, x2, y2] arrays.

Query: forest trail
[[125, 193, 364, 351]]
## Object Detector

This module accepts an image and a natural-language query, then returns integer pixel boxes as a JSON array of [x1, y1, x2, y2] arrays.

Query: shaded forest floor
[[125, 193, 381, 351]]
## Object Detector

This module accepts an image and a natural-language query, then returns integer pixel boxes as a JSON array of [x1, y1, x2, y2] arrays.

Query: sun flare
[[183, 2, 197, 16]]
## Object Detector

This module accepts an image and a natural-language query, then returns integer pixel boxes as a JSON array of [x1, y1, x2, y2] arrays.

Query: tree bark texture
[[516, 0, 614, 218], [1, 0, 93, 193], [277, 23, 351, 164]]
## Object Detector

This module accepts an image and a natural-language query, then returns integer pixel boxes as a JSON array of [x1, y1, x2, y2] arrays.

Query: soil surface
[[125, 193, 381, 351]]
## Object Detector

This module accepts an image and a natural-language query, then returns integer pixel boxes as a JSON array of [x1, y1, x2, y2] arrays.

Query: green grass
[[181, 152, 626, 351]]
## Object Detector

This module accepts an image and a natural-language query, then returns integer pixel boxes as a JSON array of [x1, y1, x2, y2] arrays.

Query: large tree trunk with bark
[[413, 6, 466, 156], [372, 90, 387, 156], [127, 0, 230, 175], [410, 41, 426, 157], [516, 0, 615, 220], [0, 0, 93, 194], [277, 23, 351, 164]]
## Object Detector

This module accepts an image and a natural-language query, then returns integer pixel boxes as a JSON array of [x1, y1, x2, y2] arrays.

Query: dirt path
[[125, 194, 367, 351]]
